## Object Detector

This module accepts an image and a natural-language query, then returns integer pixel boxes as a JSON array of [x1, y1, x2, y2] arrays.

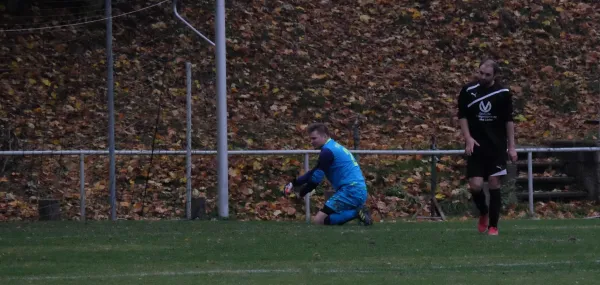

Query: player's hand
[[283, 182, 294, 197], [508, 147, 517, 163], [465, 137, 479, 155]]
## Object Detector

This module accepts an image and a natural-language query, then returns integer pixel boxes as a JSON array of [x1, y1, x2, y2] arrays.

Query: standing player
[[284, 123, 373, 226], [457, 59, 517, 235]]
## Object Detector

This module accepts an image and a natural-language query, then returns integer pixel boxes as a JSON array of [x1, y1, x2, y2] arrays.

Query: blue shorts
[[323, 185, 367, 214]]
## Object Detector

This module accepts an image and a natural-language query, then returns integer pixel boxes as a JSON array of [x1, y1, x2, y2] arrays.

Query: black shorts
[[466, 147, 507, 181]]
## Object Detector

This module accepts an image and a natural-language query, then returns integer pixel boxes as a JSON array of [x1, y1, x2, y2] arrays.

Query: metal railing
[[1, 146, 599, 222]]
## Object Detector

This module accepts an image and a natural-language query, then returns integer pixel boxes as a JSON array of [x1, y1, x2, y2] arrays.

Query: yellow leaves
[[315, 113, 322, 119], [514, 114, 527, 122], [311, 73, 328, 79], [359, 14, 371, 23], [406, 177, 415, 183], [28, 78, 37, 85], [406, 8, 421, 19], [120, 202, 131, 208], [272, 87, 280, 94], [543, 130, 551, 138], [252, 161, 262, 171], [8, 89, 14, 95], [435, 193, 445, 200], [542, 20, 552, 26], [555, 7, 564, 12], [133, 203, 143, 213], [151, 21, 167, 30], [229, 167, 241, 178]]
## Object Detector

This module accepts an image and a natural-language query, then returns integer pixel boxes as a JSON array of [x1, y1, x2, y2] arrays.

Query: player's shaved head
[[479, 59, 500, 76], [307, 123, 330, 149], [307, 123, 329, 137], [477, 59, 500, 87]]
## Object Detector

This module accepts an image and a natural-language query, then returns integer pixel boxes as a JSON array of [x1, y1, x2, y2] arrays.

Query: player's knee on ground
[[468, 177, 484, 192], [312, 211, 328, 225]]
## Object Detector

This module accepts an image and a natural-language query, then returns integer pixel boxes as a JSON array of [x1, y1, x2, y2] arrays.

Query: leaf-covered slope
[[0, 0, 599, 221]]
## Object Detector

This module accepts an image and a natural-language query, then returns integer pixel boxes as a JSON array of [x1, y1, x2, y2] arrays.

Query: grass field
[[1, 219, 599, 284]]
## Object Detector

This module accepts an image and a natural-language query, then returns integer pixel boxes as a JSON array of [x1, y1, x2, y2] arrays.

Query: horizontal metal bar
[[1, 147, 600, 156]]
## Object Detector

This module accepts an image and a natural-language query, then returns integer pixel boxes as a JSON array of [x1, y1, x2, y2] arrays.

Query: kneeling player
[[285, 123, 372, 226]]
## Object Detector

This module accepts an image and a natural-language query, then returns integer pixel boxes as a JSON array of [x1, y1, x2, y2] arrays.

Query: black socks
[[488, 189, 501, 228], [472, 189, 488, 216]]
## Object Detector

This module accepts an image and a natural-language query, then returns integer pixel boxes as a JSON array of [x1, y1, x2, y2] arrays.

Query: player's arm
[[504, 91, 517, 161], [457, 87, 470, 139], [293, 148, 334, 197], [457, 87, 478, 154]]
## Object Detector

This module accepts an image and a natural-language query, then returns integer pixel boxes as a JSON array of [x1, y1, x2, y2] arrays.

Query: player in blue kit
[[284, 123, 373, 226]]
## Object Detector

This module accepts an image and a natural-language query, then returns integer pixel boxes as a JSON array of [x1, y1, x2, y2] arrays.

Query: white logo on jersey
[[479, 101, 492, 113]]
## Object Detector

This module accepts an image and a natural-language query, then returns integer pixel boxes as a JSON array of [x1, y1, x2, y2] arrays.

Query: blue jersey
[[295, 139, 366, 192]]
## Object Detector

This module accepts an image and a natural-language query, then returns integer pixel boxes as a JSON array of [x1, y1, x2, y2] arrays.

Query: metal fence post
[[527, 152, 535, 218], [106, 0, 117, 222], [79, 154, 85, 222], [185, 62, 192, 220], [303, 153, 310, 223]]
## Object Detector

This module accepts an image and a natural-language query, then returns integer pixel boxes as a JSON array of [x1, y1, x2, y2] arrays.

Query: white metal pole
[[304, 153, 310, 223], [215, 0, 229, 218], [80, 154, 86, 222], [528, 152, 535, 217]]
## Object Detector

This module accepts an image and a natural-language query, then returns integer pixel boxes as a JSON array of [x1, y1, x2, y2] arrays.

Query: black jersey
[[457, 81, 514, 152]]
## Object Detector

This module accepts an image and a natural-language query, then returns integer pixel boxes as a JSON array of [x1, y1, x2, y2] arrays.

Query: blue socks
[[326, 209, 358, 225]]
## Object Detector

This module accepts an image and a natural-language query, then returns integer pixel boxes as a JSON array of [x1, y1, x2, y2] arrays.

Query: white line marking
[[3, 260, 599, 281], [3, 269, 301, 281]]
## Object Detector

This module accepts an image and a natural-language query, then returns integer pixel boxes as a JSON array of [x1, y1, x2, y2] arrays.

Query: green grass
[[1, 219, 599, 284]]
